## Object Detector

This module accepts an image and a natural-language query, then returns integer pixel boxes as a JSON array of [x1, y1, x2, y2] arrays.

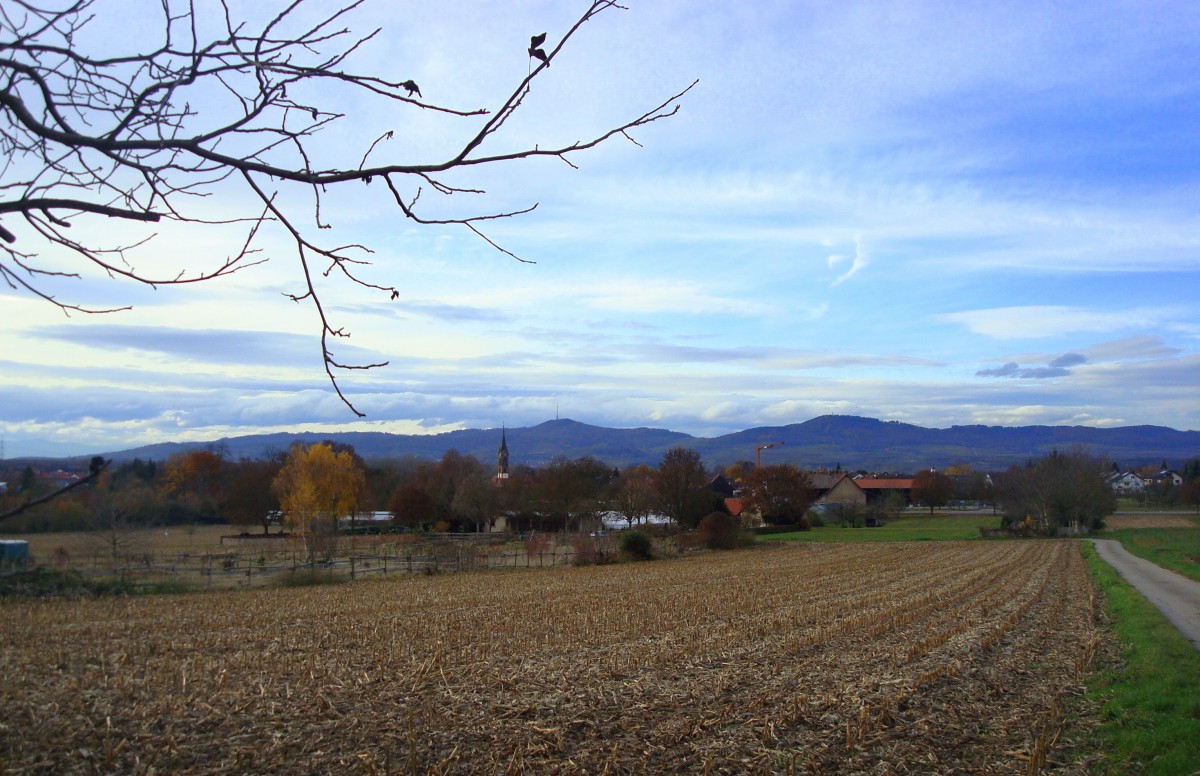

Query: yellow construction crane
[[756, 441, 784, 469]]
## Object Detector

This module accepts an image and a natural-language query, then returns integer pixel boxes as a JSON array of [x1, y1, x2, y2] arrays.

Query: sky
[[3, 0, 1199, 458]]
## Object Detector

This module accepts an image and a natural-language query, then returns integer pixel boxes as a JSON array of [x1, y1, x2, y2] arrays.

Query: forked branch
[[0, 0, 693, 413]]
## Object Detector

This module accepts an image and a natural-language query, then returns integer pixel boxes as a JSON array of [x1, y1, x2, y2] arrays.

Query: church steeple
[[496, 425, 509, 482]]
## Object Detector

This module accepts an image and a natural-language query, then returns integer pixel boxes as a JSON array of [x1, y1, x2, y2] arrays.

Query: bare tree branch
[[0, 0, 693, 413], [0, 457, 110, 522]]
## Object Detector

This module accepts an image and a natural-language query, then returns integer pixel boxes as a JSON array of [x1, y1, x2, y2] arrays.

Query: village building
[[810, 472, 867, 510], [1106, 471, 1146, 494], [853, 476, 915, 503], [1150, 469, 1183, 487]]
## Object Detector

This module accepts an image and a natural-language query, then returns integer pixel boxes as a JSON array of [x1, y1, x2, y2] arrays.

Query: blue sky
[[2, 0, 1198, 458]]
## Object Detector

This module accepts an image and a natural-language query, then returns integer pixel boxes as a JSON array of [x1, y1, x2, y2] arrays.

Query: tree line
[[0, 444, 816, 537], [4, 445, 1196, 545]]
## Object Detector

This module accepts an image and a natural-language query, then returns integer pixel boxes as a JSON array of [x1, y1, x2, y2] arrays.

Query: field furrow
[[1, 541, 1101, 774]]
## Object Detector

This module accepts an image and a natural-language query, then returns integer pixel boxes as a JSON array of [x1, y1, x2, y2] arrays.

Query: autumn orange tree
[[273, 443, 365, 562], [161, 450, 226, 518]]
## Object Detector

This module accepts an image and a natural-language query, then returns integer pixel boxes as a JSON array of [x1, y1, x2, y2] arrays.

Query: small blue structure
[[0, 540, 30, 571]]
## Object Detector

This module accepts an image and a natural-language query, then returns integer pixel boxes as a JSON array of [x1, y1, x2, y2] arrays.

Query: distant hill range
[[24, 415, 1199, 473]]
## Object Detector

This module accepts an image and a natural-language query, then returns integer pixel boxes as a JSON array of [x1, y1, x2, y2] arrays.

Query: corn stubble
[[1, 541, 1102, 774]]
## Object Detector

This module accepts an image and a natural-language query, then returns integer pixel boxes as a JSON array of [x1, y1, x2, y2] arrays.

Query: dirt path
[[1090, 538, 1200, 651]]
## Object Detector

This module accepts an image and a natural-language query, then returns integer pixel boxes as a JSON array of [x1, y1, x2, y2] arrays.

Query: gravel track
[[1090, 538, 1200, 650]]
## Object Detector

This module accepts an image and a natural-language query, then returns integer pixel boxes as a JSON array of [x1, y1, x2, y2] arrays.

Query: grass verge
[[0, 568, 193, 597], [1081, 541, 1200, 774], [762, 514, 998, 542], [1098, 527, 1200, 583]]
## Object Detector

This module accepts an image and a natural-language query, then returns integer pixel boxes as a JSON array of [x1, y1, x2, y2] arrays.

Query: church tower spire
[[496, 425, 509, 482]]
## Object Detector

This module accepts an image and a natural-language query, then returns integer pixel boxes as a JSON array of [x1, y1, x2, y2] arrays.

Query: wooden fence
[[38, 544, 582, 589]]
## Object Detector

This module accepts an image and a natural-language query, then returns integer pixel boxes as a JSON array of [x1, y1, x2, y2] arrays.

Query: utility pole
[[756, 442, 784, 469]]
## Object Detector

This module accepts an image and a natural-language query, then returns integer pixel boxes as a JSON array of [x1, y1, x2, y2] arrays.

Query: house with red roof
[[852, 477, 914, 503]]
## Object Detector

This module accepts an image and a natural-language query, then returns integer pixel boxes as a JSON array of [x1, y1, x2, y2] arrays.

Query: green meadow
[[1081, 542, 1200, 774], [1100, 523, 1200, 583], [761, 513, 998, 543]]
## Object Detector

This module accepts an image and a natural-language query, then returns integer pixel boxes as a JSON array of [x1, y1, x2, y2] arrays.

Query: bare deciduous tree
[[1, 0, 694, 411], [654, 446, 708, 529], [740, 463, 813, 526], [996, 447, 1116, 532], [86, 474, 160, 577], [910, 469, 953, 516], [614, 463, 656, 528]]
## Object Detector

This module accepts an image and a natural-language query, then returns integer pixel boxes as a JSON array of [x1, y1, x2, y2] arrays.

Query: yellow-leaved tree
[[273, 443, 365, 563]]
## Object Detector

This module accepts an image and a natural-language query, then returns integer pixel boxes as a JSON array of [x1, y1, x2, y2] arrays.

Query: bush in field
[[571, 535, 614, 566], [829, 503, 865, 528], [697, 512, 752, 550], [524, 532, 552, 557], [620, 530, 655, 560]]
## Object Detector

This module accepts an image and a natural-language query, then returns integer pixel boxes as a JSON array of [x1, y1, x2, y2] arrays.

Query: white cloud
[[4, 0, 1199, 453], [942, 306, 1162, 339], [828, 234, 869, 286], [1082, 336, 1182, 362]]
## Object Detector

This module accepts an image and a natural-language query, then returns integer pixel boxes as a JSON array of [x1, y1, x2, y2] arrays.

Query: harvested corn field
[[1, 541, 1103, 774]]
